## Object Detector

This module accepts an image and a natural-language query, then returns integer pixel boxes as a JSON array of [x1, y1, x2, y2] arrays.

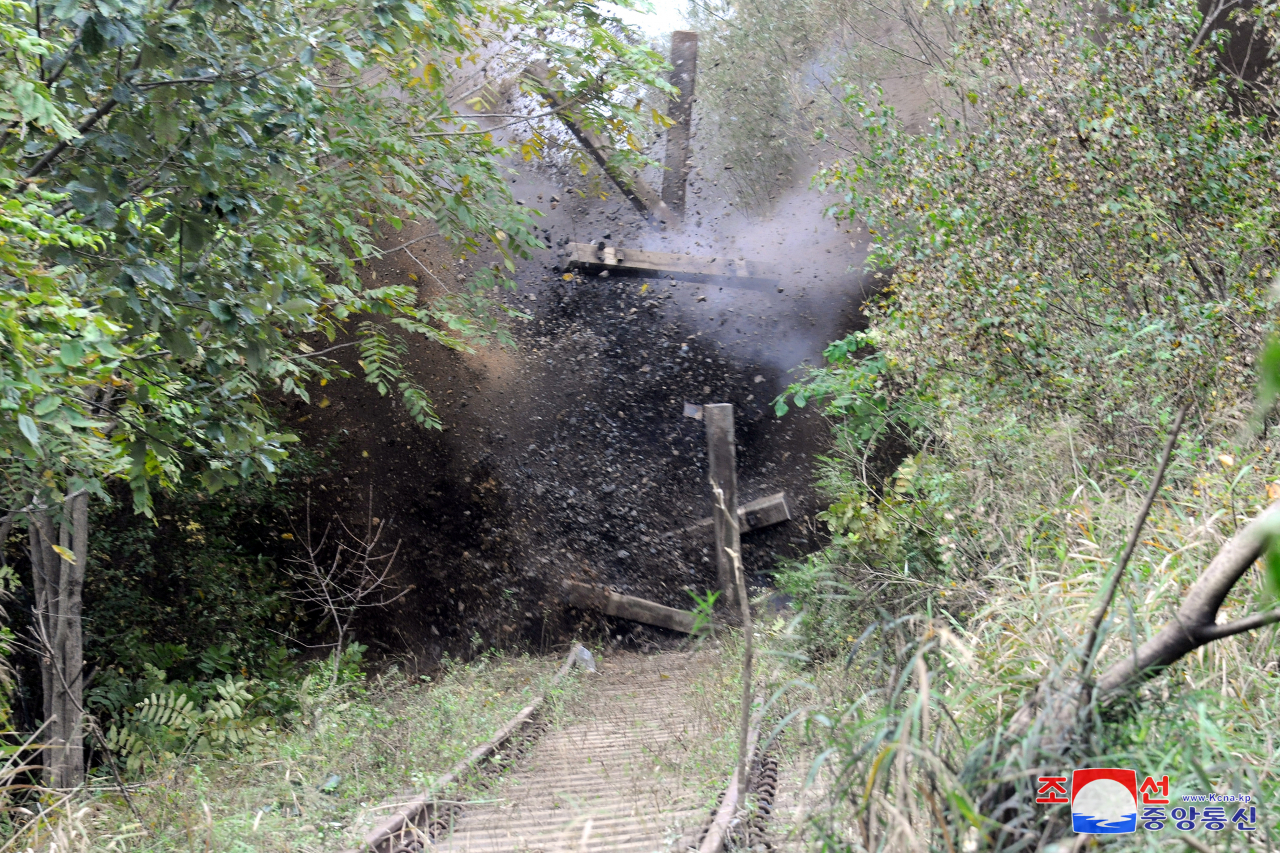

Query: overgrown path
[[436, 649, 733, 852]]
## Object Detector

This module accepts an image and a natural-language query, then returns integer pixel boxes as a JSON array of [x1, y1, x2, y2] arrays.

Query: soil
[[285, 148, 873, 666]]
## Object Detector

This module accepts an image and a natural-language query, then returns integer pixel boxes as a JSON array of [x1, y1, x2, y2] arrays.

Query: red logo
[[1035, 776, 1069, 804], [1071, 768, 1138, 834]]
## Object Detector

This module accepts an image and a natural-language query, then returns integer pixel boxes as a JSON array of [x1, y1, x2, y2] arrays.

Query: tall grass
[[4, 649, 582, 852], [781, 404, 1280, 851]]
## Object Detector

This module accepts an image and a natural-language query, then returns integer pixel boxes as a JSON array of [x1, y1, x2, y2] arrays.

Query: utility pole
[[662, 31, 698, 218], [704, 403, 739, 609]]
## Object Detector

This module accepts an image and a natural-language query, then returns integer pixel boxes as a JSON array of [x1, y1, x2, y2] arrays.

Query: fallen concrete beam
[[565, 242, 780, 282], [523, 64, 671, 224], [563, 580, 699, 634], [667, 492, 791, 538], [661, 31, 698, 217]]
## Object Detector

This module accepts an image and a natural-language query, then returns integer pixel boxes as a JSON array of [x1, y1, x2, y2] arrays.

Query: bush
[[763, 0, 1280, 847]]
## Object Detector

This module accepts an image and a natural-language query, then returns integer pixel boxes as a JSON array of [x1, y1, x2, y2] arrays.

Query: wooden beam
[[523, 63, 671, 224], [705, 403, 740, 610], [565, 242, 780, 282], [671, 492, 791, 537], [563, 580, 699, 634], [662, 31, 698, 217]]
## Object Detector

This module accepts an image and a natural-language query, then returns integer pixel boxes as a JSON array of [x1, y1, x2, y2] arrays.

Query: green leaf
[[1265, 537, 1280, 604], [34, 396, 62, 416], [8, 80, 79, 139], [17, 414, 40, 448], [1255, 336, 1280, 430], [59, 341, 86, 366]]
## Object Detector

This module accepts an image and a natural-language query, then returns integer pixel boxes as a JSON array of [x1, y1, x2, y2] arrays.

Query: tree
[[821, 0, 1280, 443], [2, 0, 671, 786], [797, 0, 1280, 845]]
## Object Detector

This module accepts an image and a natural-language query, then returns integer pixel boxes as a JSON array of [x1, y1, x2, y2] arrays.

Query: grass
[[768, 406, 1280, 852], [15, 648, 584, 852]]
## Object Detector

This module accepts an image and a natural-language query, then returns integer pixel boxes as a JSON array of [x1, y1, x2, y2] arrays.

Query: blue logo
[[1071, 768, 1138, 834]]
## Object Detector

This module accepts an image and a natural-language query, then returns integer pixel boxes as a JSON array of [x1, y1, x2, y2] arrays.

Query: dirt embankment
[[286, 157, 869, 666]]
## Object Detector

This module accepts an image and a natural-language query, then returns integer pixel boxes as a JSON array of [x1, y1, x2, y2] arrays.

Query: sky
[[602, 0, 692, 39]]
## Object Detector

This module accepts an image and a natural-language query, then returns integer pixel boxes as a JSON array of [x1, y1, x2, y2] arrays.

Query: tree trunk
[[27, 491, 88, 789]]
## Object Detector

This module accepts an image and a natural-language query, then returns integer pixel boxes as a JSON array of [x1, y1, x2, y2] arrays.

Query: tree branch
[[1079, 401, 1189, 681], [1194, 608, 1280, 641], [1096, 499, 1280, 699]]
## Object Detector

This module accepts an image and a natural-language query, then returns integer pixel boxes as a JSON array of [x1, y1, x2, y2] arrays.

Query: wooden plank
[[662, 31, 698, 217], [522, 63, 671, 224], [705, 403, 740, 610], [563, 580, 699, 634], [674, 492, 791, 537], [565, 242, 780, 282], [742, 491, 791, 530]]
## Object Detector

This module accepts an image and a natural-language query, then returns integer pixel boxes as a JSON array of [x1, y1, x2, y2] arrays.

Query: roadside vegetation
[[729, 0, 1280, 848], [16, 649, 581, 852]]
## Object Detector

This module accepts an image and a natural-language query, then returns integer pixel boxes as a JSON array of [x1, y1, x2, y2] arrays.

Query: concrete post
[[662, 31, 698, 217]]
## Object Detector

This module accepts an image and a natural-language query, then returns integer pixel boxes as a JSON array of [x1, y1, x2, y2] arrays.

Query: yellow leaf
[[362, 450, 369, 457], [1268, 482, 1280, 501], [562, 273, 573, 281], [1218, 454, 1235, 468], [409, 273, 419, 281], [281, 533, 294, 540], [652, 108, 676, 129], [494, 230, 507, 242], [320, 377, 327, 387], [639, 283, 648, 294], [52, 544, 76, 563], [421, 64, 443, 90], [318, 397, 331, 408]]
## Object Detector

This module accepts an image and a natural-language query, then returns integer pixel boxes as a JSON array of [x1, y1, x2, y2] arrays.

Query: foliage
[[774, 379, 1280, 848], [1, 0, 126, 502], [81, 451, 320, 679], [773, 335, 958, 654], [762, 0, 1280, 848], [95, 667, 277, 775], [1, 0, 673, 513], [11, 649, 583, 851], [818, 0, 1280, 446]]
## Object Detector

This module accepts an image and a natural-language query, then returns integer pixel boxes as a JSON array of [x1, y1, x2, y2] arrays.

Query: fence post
[[704, 403, 739, 609]]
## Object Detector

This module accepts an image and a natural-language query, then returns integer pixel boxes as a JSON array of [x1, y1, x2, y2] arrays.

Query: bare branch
[[1079, 401, 1189, 681], [1193, 608, 1280, 641], [1096, 498, 1280, 699], [285, 489, 407, 687]]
